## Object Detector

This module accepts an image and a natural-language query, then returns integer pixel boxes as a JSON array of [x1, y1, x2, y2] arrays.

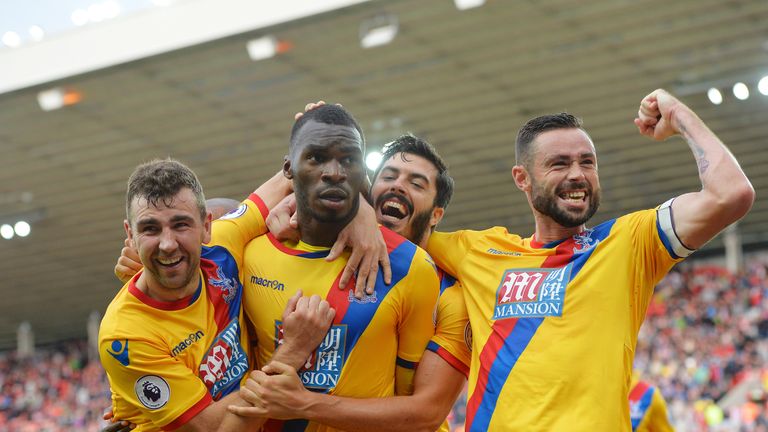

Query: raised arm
[[634, 89, 755, 250]]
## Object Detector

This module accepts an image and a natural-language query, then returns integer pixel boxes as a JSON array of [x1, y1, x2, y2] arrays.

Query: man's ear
[[283, 155, 293, 180], [123, 219, 134, 248], [430, 206, 445, 227], [512, 165, 531, 192], [202, 211, 212, 245]]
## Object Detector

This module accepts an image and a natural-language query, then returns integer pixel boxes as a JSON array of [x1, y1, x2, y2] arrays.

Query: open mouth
[[156, 256, 183, 268], [376, 193, 413, 226], [558, 190, 586, 203], [381, 200, 408, 219]]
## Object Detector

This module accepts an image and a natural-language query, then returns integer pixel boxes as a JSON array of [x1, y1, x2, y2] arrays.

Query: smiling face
[[371, 152, 444, 247], [125, 187, 211, 297], [527, 128, 601, 228], [287, 120, 366, 228]]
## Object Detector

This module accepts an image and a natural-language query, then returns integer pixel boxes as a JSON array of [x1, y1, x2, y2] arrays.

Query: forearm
[[270, 343, 311, 371], [669, 108, 754, 248], [215, 394, 266, 432], [300, 392, 443, 432], [674, 108, 752, 202], [178, 392, 265, 432], [302, 354, 463, 432]]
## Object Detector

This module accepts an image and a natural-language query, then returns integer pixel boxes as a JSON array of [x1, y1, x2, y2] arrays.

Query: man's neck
[[532, 214, 585, 245], [297, 214, 351, 247], [137, 271, 200, 303]]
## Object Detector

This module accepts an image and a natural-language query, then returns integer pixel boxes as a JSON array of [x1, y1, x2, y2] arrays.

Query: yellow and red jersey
[[98, 194, 268, 431], [233, 226, 439, 432], [428, 269, 471, 379], [430, 269, 471, 432], [427, 206, 688, 432], [630, 378, 674, 432]]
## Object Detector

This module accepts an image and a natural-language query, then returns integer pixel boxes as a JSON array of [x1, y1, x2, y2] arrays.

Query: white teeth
[[384, 201, 405, 212], [158, 257, 182, 265], [562, 191, 585, 200]]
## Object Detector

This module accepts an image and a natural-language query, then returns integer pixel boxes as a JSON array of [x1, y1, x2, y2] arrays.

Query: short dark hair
[[516, 113, 584, 167], [126, 158, 206, 223], [290, 104, 365, 152], [373, 134, 454, 209]]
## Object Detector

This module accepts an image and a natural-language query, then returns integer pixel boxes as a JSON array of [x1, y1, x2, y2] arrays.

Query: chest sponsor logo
[[492, 263, 573, 320], [171, 330, 205, 357], [106, 339, 130, 366], [210, 266, 239, 305], [134, 375, 170, 410], [199, 319, 248, 399], [276, 321, 347, 391]]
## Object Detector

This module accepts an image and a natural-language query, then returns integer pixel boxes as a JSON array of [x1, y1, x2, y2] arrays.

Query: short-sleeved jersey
[[428, 269, 471, 378], [99, 194, 268, 431], [428, 269, 471, 432], [238, 227, 439, 432], [427, 206, 688, 432], [629, 378, 674, 432]]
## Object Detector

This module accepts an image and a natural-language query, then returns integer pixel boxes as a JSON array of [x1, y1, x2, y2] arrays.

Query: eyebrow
[[136, 214, 195, 227], [544, 152, 595, 164]]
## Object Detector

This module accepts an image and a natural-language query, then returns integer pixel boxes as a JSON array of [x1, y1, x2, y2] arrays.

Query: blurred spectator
[[632, 255, 768, 431], [0, 339, 110, 432]]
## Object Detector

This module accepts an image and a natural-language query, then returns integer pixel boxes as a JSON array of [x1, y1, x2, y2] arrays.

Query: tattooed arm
[[634, 89, 754, 250]]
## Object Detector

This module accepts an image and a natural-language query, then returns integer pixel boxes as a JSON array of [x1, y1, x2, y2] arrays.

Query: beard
[[296, 186, 359, 225], [146, 254, 198, 291], [406, 209, 433, 246], [531, 179, 600, 228], [374, 192, 433, 245]]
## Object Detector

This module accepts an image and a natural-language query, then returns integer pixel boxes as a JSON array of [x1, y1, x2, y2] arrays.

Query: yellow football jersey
[[428, 269, 471, 378], [430, 269, 471, 432], [99, 194, 268, 431], [237, 227, 439, 432], [427, 206, 689, 432], [630, 378, 674, 432]]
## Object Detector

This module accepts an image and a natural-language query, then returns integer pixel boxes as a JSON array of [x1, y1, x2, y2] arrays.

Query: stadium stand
[[0, 340, 109, 432]]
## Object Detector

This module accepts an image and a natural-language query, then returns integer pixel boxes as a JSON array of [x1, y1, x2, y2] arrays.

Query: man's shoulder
[[440, 226, 524, 243], [100, 287, 154, 341]]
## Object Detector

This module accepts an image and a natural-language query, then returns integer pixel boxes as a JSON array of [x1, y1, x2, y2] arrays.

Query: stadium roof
[[1, 0, 767, 349]]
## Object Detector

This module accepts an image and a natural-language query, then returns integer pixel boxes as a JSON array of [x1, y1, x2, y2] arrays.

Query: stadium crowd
[[1, 255, 768, 431], [633, 255, 768, 431], [0, 340, 109, 432]]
